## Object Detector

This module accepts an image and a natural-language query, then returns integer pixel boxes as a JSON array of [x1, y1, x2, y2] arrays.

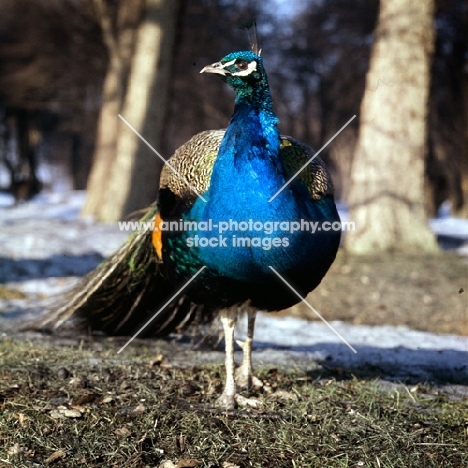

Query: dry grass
[[1, 337, 466, 468]]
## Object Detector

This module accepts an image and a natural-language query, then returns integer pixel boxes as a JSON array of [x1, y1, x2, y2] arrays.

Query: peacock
[[33, 49, 341, 409]]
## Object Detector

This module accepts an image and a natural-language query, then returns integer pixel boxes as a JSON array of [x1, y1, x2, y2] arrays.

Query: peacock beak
[[200, 61, 230, 76]]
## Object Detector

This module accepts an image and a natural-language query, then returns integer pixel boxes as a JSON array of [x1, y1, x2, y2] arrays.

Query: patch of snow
[[0, 190, 88, 221], [235, 314, 468, 384], [338, 201, 468, 255], [0, 192, 15, 207], [429, 218, 468, 240], [239, 313, 468, 352]]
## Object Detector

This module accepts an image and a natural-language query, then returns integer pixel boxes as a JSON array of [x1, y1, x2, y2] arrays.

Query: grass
[[1, 337, 466, 468]]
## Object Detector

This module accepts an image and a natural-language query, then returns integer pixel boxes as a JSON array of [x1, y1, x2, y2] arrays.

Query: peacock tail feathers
[[28, 203, 212, 337]]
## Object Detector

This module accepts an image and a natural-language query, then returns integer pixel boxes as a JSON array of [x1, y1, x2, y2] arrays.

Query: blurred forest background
[[0, 0, 466, 247]]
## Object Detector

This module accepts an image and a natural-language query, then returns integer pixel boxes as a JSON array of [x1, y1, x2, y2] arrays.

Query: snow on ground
[[0, 191, 467, 385], [236, 314, 468, 384], [0, 191, 127, 284]]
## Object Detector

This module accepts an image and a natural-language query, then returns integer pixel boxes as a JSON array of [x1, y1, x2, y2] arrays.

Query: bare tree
[[425, 0, 468, 217], [345, 0, 438, 254], [82, 0, 180, 221]]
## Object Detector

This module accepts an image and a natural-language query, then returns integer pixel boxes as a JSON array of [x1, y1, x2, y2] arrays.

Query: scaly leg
[[216, 307, 238, 410], [235, 309, 256, 389]]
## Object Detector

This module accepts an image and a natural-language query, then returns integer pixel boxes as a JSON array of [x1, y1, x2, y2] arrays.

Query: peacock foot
[[215, 392, 262, 410], [234, 365, 263, 390], [235, 394, 262, 408]]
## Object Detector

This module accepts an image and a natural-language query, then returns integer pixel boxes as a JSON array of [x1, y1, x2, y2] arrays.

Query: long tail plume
[[25, 204, 212, 338]]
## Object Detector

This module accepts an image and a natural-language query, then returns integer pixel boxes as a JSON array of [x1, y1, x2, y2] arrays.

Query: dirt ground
[[285, 251, 467, 336]]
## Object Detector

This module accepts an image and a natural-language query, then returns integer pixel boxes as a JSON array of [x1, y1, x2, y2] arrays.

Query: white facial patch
[[222, 59, 237, 68], [231, 60, 257, 77]]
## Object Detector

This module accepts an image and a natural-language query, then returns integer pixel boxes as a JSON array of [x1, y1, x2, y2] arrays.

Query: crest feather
[[243, 18, 261, 56]]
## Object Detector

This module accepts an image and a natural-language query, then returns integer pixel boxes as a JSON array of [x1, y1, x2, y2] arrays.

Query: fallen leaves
[[158, 461, 239, 468], [235, 394, 262, 408], [6, 443, 34, 459], [49, 406, 84, 419], [45, 450, 67, 463], [271, 389, 299, 402], [7, 443, 24, 456], [150, 353, 165, 366], [13, 412, 28, 427], [117, 403, 146, 417], [114, 426, 131, 437]]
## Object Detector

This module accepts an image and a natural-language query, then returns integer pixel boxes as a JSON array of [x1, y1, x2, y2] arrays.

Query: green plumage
[[32, 203, 206, 336]]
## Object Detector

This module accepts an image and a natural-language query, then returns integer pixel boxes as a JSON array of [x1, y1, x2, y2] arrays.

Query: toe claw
[[235, 394, 262, 408], [216, 393, 236, 410]]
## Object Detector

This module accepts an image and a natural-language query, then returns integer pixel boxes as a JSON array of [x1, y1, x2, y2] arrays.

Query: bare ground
[[291, 251, 467, 336]]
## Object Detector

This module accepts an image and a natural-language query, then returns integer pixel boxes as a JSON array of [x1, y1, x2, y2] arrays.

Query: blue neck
[[217, 78, 280, 166], [203, 96, 283, 207], [188, 89, 295, 236]]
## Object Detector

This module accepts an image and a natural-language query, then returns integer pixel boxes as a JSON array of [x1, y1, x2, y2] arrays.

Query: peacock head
[[200, 51, 269, 99]]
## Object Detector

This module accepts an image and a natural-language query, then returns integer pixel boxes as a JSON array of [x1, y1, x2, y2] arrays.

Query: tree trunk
[[82, 0, 179, 222], [81, 0, 140, 218], [345, 0, 438, 254], [81, 53, 124, 217]]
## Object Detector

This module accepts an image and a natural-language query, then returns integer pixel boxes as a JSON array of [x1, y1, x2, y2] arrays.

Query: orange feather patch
[[152, 213, 163, 260]]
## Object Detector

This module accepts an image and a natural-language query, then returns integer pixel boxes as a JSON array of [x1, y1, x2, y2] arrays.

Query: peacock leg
[[235, 308, 256, 389], [216, 307, 238, 410]]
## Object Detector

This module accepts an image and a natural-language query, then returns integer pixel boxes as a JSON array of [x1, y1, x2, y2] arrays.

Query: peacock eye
[[236, 60, 248, 70]]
